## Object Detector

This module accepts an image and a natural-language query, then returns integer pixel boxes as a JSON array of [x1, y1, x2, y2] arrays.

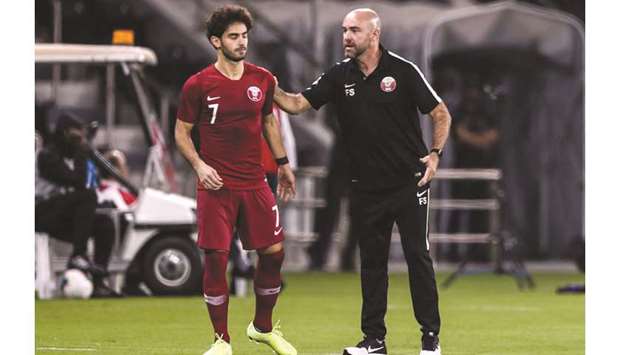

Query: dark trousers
[[351, 182, 440, 339], [35, 189, 114, 269]]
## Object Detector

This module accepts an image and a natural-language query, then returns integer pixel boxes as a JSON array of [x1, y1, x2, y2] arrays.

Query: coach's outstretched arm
[[174, 119, 224, 190], [418, 102, 452, 187], [274, 86, 312, 115]]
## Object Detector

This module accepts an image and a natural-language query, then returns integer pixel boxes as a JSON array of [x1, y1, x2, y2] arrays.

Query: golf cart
[[35, 43, 202, 297]]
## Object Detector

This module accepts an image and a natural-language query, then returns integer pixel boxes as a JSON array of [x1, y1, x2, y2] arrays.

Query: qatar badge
[[380, 76, 397, 92], [247, 86, 263, 102]]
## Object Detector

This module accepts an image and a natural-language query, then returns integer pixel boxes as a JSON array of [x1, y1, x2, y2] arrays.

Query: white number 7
[[272, 204, 280, 228], [208, 103, 219, 124]]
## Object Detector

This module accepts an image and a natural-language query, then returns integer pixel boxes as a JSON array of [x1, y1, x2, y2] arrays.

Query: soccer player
[[174, 5, 297, 355], [273, 8, 451, 355]]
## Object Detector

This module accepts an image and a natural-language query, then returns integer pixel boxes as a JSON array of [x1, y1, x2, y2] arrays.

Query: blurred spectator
[[307, 123, 357, 271], [447, 81, 499, 262], [35, 113, 121, 297], [97, 149, 137, 211]]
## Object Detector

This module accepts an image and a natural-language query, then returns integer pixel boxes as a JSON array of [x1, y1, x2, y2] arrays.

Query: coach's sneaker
[[420, 332, 441, 355], [247, 321, 297, 355], [343, 337, 387, 355], [203, 336, 232, 355]]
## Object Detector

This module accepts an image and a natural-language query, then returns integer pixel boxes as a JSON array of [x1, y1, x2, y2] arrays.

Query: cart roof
[[35, 43, 157, 65]]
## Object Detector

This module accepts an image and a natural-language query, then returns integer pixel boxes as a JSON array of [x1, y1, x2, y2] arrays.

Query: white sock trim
[[255, 286, 281, 296], [203, 293, 227, 306]]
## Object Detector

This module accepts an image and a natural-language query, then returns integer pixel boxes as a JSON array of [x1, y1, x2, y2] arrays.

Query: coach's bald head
[[346, 8, 381, 32], [342, 8, 382, 59]]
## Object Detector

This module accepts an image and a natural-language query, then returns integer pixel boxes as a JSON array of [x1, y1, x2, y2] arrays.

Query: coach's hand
[[277, 164, 296, 202], [418, 153, 439, 187], [194, 161, 223, 190]]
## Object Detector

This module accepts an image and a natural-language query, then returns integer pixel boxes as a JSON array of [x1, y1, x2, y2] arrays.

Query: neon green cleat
[[203, 336, 232, 355], [246, 321, 297, 355]]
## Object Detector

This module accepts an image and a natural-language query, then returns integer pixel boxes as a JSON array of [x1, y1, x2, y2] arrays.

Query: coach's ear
[[209, 35, 221, 49]]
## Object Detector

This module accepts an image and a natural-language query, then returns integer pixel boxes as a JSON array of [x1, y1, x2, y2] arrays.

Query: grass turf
[[35, 272, 584, 355]]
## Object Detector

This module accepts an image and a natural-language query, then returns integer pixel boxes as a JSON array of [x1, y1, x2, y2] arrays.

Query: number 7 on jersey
[[208, 103, 219, 124]]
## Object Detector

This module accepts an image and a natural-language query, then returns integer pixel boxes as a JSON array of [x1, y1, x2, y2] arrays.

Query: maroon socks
[[253, 249, 285, 332], [203, 250, 230, 342], [203, 248, 285, 341]]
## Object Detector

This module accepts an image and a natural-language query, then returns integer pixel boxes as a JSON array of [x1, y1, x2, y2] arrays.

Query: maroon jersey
[[177, 62, 276, 190]]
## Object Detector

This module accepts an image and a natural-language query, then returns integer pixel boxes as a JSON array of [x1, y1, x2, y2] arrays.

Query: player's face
[[342, 15, 373, 58], [217, 22, 248, 62]]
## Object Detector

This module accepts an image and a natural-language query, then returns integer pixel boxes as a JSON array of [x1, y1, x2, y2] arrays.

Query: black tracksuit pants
[[35, 189, 114, 269], [351, 181, 440, 339]]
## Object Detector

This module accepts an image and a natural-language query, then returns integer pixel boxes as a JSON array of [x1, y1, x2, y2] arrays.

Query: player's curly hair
[[205, 5, 253, 40]]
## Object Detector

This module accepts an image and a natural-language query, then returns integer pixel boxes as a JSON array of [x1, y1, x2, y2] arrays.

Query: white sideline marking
[[37, 347, 96, 352], [462, 305, 541, 312]]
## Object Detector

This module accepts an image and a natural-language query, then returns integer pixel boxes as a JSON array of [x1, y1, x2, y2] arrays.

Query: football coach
[[273, 8, 451, 355]]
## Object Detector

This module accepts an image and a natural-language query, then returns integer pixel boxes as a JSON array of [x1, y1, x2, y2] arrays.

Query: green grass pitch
[[35, 272, 584, 354]]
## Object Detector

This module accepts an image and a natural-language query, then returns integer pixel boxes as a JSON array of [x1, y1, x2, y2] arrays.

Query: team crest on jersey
[[247, 86, 263, 102], [380, 76, 397, 92]]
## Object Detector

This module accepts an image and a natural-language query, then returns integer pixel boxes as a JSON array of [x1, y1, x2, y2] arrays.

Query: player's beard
[[221, 45, 247, 62]]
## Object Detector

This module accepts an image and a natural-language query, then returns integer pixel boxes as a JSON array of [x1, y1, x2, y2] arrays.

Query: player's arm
[[263, 113, 296, 201], [273, 85, 312, 115], [174, 119, 223, 190]]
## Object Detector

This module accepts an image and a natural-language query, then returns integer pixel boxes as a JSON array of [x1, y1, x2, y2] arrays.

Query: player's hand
[[277, 164, 296, 202], [418, 153, 439, 187], [194, 161, 223, 190]]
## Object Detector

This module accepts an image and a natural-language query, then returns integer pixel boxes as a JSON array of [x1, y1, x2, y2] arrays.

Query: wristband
[[275, 156, 289, 166]]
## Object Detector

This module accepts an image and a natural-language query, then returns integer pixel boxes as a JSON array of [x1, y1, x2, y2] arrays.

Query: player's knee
[[257, 242, 283, 255], [257, 248, 285, 272], [203, 250, 229, 285]]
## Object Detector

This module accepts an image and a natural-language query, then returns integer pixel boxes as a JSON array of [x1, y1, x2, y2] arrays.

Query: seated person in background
[[97, 149, 137, 211], [35, 113, 121, 298]]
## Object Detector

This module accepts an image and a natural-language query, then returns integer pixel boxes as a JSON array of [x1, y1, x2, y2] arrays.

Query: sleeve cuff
[[301, 91, 322, 111]]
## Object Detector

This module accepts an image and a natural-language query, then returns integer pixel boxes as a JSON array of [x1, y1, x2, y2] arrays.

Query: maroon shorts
[[196, 183, 285, 251]]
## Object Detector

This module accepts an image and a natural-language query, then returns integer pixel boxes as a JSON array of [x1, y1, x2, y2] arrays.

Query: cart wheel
[[142, 237, 202, 295]]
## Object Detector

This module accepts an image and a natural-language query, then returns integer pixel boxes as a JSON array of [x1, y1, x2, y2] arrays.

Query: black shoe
[[343, 337, 387, 355], [421, 332, 441, 354], [91, 284, 123, 298], [67, 255, 108, 278]]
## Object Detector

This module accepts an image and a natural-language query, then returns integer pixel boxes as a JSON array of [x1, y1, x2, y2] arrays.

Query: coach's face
[[213, 22, 248, 62], [342, 12, 376, 59]]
